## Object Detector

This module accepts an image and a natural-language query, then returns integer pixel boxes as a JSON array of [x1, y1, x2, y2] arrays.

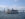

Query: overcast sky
[[0, 0, 25, 10]]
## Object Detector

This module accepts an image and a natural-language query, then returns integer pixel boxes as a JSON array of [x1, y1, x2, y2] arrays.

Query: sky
[[0, 0, 25, 11]]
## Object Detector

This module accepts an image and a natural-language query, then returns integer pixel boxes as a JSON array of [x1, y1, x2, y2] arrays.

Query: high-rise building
[[7, 9, 11, 14], [4, 8, 5, 13], [11, 8, 18, 14]]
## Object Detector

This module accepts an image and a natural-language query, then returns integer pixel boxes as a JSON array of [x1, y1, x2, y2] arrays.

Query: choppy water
[[0, 12, 25, 19]]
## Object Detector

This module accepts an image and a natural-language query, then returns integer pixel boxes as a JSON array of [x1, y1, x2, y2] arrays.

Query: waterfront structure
[[11, 8, 18, 14]]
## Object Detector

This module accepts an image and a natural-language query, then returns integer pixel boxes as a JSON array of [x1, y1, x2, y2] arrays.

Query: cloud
[[0, 5, 25, 11], [8, 5, 25, 10], [0, 5, 8, 11]]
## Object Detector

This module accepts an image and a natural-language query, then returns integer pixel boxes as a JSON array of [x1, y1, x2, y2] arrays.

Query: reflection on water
[[0, 12, 25, 19]]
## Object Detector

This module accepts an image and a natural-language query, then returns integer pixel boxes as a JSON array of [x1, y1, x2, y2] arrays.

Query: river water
[[0, 12, 25, 19]]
